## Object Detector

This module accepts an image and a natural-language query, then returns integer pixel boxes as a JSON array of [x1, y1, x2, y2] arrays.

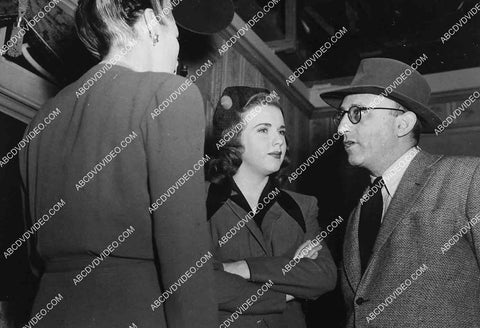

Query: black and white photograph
[[0, 0, 479, 327]]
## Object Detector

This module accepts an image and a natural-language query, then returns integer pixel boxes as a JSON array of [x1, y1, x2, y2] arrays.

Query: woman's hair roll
[[75, 0, 165, 58]]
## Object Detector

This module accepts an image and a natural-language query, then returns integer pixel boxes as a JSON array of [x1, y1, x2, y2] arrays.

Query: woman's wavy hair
[[75, 0, 165, 58], [207, 92, 290, 185]]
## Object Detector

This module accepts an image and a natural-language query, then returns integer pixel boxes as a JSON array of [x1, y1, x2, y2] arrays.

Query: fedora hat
[[320, 58, 442, 133], [172, 0, 235, 34]]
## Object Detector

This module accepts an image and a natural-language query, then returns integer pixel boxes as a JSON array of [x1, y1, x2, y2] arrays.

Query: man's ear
[[396, 111, 417, 137]]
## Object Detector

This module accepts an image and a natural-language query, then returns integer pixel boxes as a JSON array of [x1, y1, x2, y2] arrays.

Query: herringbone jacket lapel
[[344, 151, 443, 290], [360, 151, 443, 282], [343, 203, 362, 290]]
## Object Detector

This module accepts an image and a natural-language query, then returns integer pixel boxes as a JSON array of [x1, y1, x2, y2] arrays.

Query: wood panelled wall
[[421, 89, 480, 156], [184, 36, 311, 191]]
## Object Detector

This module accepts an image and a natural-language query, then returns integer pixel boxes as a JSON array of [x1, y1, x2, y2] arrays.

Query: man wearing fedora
[[320, 57, 480, 327]]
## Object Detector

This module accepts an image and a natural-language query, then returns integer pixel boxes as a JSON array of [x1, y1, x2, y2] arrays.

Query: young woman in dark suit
[[18, 0, 231, 326], [206, 87, 337, 328]]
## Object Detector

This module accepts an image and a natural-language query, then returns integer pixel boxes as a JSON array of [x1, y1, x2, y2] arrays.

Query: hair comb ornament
[[220, 95, 233, 110]]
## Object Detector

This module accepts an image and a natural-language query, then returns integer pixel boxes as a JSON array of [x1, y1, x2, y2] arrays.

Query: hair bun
[[120, 0, 148, 20]]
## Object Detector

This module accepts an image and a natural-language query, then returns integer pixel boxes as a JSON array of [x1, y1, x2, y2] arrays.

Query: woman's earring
[[152, 34, 159, 46], [145, 15, 159, 46], [148, 30, 159, 46]]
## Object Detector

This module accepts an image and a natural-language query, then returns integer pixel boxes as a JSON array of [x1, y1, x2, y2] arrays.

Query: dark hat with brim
[[172, 0, 234, 34], [320, 58, 442, 133]]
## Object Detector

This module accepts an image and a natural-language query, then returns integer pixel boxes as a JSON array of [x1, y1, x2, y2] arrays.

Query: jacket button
[[356, 297, 367, 305]]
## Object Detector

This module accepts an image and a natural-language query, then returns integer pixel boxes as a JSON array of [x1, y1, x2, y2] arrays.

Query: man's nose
[[337, 113, 352, 136]]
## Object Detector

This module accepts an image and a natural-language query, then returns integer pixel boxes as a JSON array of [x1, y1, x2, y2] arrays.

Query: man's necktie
[[359, 176, 384, 275]]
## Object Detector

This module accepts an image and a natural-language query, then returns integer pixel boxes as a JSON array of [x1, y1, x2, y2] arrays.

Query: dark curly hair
[[207, 92, 290, 185], [75, 0, 165, 58]]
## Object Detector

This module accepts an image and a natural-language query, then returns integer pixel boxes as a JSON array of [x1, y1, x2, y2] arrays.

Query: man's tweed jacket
[[341, 150, 480, 328]]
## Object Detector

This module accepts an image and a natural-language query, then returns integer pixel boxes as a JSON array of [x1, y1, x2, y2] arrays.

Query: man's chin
[[347, 154, 363, 167]]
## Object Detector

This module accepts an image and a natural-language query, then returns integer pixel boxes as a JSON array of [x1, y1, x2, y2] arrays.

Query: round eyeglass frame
[[334, 106, 405, 125]]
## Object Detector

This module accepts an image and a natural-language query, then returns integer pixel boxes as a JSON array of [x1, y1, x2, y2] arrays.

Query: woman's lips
[[268, 151, 282, 159]]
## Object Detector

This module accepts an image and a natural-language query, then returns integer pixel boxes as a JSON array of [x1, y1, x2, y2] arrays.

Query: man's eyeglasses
[[334, 106, 405, 125]]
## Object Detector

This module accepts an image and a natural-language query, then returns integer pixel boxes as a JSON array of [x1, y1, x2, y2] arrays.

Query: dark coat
[[341, 151, 480, 327], [207, 179, 337, 328], [19, 63, 217, 328]]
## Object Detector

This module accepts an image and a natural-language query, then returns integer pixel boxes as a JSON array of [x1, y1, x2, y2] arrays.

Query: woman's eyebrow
[[253, 123, 272, 128]]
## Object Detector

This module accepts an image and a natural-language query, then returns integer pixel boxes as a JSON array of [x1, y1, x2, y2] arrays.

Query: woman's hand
[[223, 260, 251, 279], [294, 240, 323, 260]]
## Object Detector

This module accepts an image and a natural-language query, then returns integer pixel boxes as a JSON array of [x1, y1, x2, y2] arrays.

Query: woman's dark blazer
[[19, 64, 217, 327], [207, 180, 337, 328]]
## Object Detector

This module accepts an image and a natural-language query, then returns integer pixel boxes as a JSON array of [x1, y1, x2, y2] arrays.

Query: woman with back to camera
[[18, 0, 228, 326], [206, 87, 337, 328]]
